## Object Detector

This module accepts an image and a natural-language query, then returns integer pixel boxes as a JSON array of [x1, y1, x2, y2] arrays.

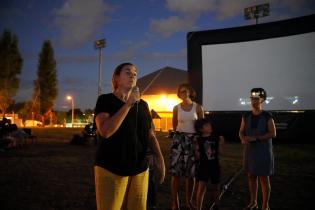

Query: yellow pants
[[94, 166, 149, 210]]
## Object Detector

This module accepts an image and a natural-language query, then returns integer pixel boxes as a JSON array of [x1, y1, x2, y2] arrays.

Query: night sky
[[1, 0, 314, 110]]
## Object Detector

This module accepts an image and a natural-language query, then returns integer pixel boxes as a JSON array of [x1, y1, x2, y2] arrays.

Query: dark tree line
[[33, 40, 58, 123], [0, 30, 23, 117], [0, 30, 58, 125]]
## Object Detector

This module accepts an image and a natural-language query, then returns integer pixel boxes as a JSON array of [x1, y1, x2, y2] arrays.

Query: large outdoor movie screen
[[202, 32, 315, 111], [188, 15, 315, 111]]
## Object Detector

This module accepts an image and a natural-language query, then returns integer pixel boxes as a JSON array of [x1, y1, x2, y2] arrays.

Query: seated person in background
[[0, 119, 11, 150], [0, 118, 10, 138]]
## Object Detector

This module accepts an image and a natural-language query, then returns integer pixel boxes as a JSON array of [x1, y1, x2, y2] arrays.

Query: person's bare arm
[[239, 117, 255, 144], [148, 125, 165, 184], [95, 106, 130, 138], [257, 118, 276, 141], [172, 105, 178, 131], [218, 135, 225, 155], [196, 104, 204, 119], [95, 92, 138, 138]]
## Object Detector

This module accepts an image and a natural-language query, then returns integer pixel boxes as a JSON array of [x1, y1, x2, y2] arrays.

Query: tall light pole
[[244, 3, 270, 24], [94, 39, 106, 97], [66, 95, 74, 128]]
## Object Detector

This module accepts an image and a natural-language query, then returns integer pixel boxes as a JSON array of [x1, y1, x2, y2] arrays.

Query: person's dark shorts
[[196, 160, 220, 184]]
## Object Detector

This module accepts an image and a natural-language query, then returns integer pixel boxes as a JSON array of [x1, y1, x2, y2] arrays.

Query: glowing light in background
[[141, 94, 181, 112], [286, 96, 299, 105], [239, 97, 274, 106], [265, 97, 274, 104]]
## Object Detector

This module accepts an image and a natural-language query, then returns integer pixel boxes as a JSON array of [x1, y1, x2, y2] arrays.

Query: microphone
[[133, 86, 140, 134], [132, 86, 140, 103]]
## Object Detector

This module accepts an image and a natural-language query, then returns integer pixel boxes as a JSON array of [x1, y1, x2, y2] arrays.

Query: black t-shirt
[[197, 134, 220, 165], [94, 93, 152, 176]]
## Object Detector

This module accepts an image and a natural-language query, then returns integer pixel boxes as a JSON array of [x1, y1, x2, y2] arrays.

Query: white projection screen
[[187, 15, 315, 111]]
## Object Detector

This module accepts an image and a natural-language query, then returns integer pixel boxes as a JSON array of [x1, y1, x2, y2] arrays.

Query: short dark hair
[[177, 83, 197, 99], [194, 118, 212, 134], [250, 87, 267, 101]]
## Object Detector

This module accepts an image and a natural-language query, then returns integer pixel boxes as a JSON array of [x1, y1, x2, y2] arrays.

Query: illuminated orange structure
[[137, 67, 187, 131]]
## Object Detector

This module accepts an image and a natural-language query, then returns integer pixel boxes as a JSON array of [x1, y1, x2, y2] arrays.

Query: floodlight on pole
[[66, 95, 74, 128], [94, 39, 106, 97], [244, 3, 270, 24]]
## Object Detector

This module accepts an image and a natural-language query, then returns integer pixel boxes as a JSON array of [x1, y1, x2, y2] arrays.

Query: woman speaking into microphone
[[94, 63, 165, 210]]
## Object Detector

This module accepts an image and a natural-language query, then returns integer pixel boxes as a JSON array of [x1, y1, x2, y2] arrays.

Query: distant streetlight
[[244, 3, 270, 24], [94, 39, 106, 97], [66, 95, 74, 128]]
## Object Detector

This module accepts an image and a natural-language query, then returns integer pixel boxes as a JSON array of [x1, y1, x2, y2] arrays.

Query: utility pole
[[66, 95, 75, 128], [94, 39, 106, 97]]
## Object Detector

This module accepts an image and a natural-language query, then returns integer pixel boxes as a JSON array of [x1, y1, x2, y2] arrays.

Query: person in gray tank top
[[239, 88, 276, 210]]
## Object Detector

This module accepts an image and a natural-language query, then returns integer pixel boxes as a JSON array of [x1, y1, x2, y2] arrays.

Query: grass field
[[0, 128, 314, 210]]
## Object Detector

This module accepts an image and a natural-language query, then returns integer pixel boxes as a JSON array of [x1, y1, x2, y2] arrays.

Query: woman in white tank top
[[176, 102, 198, 133], [170, 83, 204, 210]]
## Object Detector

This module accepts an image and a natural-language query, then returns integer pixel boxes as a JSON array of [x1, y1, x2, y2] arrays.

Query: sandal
[[243, 203, 258, 210]]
